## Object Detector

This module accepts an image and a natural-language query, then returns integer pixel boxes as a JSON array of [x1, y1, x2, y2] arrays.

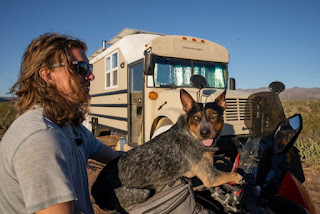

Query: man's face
[[51, 48, 94, 102]]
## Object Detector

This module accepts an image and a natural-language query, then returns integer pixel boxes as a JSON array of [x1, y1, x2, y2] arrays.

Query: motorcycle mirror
[[190, 75, 207, 89], [269, 81, 285, 94], [273, 114, 303, 154]]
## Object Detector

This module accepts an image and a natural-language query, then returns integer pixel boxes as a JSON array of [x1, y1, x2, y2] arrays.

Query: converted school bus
[[84, 28, 251, 147]]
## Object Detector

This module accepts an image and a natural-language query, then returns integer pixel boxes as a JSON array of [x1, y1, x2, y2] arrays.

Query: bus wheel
[[152, 125, 172, 138], [151, 117, 173, 138]]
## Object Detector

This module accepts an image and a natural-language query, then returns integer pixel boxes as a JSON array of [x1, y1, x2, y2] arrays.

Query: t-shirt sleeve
[[79, 125, 103, 158], [13, 129, 77, 213]]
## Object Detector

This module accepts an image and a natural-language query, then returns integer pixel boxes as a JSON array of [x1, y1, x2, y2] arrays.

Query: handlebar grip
[[241, 184, 264, 214]]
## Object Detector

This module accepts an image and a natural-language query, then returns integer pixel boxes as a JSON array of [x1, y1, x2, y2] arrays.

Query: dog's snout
[[200, 129, 211, 138]]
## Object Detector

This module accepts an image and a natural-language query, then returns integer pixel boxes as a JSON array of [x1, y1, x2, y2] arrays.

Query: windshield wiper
[[159, 85, 178, 89]]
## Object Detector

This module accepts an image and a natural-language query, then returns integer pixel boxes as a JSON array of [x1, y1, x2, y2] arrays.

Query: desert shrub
[[296, 138, 320, 167], [282, 100, 320, 140], [0, 102, 17, 131], [282, 100, 320, 166]]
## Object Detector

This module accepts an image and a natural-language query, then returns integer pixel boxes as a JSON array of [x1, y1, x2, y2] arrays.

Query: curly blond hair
[[11, 33, 90, 126]]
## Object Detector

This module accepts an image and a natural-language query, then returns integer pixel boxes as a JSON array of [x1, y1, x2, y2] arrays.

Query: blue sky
[[1, 0, 319, 97]]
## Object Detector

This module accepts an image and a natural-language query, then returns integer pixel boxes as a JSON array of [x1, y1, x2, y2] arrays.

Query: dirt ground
[[88, 134, 120, 214], [0, 131, 319, 213], [301, 166, 320, 213]]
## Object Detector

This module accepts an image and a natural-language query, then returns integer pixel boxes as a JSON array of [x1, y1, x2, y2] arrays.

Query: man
[[0, 33, 121, 213]]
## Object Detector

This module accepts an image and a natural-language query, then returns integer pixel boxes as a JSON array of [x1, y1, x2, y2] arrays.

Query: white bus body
[[85, 28, 250, 147]]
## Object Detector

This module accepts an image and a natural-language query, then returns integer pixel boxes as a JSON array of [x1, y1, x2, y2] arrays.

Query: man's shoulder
[[0, 107, 69, 170], [2, 107, 61, 146], [11, 107, 55, 130]]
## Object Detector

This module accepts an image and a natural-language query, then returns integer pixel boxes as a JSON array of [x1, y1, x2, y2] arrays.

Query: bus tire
[[151, 117, 173, 138]]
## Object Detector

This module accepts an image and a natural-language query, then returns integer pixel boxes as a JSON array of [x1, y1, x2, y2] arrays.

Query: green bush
[[0, 102, 17, 131]]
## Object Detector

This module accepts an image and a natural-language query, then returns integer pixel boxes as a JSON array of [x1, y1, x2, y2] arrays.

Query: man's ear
[[215, 90, 227, 110], [180, 89, 194, 113], [39, 68, 54, 84]]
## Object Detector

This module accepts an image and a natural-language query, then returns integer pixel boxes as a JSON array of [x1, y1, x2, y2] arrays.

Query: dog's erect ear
[[215, 90, 227, 110], [180, 89, 194, 112]]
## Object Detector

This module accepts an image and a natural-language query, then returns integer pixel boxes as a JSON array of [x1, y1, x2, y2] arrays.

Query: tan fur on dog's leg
[[188, 152, 242, 188]]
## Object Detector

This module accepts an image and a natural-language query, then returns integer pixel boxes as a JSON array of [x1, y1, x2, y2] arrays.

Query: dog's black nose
[[200, 129, 211, 138]]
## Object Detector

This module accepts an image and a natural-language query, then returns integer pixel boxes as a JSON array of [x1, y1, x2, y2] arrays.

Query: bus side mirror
[[229, 78, 236, 90], [144, 51, 155, 75], [269, 81, 285, 94], [190, 75, 207, 89]]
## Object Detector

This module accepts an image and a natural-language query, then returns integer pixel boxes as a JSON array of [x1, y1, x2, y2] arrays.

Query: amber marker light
[[201, 40, 205, 43], [149, 91, 158, 100], [192, 38, 196, 41], [182, 37, 187, 40]]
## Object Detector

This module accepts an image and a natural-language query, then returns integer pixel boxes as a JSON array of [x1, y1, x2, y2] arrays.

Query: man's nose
[[85, 70, 95, 81]]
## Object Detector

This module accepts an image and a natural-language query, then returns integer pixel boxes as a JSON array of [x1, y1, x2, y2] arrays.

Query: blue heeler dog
[[92, 89, 243, 212]]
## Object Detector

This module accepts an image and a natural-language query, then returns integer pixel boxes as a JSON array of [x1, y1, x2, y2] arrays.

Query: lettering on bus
[[182, 46, 204, 52]]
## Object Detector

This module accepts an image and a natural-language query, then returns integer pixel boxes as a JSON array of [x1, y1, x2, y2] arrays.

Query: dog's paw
[[230, 172, 243, 184]]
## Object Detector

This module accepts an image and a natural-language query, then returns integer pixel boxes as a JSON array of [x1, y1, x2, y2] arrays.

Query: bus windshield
[[152, 56, 227, 88]]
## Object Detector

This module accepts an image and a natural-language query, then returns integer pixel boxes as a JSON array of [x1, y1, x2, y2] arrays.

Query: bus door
[[128, 62, 143, 146]]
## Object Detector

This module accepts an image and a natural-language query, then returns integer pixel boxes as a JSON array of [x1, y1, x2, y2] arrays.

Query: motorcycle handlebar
[[240, 184, 264, 214]]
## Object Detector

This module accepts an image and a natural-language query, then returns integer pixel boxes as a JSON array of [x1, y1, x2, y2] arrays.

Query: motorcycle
[[113, 78, 315, 214], [193, 84, 316, 214]]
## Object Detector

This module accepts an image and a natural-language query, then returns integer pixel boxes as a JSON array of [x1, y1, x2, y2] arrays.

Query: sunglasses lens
[[78, 62, 88, 76], [77, 62, 92, 76]]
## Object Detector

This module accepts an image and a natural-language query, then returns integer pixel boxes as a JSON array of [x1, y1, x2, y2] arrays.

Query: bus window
[[152, 56, 227, 88], [193, 61, 227, 88], [154, 57, 192, 87]]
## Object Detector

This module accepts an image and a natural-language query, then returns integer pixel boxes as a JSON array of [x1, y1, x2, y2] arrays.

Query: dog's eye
[[209, 113, 217, 119], [193, 116, 201, 121]]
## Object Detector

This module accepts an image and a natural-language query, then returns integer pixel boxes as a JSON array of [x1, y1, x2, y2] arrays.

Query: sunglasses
[[52, 61, 93, 76]]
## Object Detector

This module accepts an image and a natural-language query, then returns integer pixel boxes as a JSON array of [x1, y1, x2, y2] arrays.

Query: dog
[[91, 89, 243, 212]]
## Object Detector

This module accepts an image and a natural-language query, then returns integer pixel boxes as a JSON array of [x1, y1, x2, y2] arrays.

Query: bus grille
[[225, 98, 249, 121]]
